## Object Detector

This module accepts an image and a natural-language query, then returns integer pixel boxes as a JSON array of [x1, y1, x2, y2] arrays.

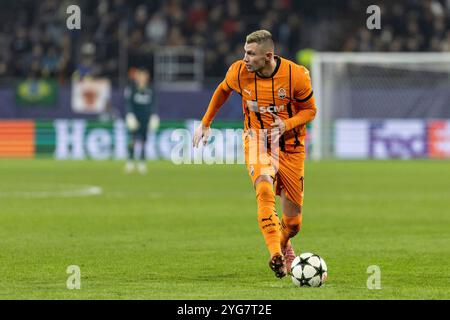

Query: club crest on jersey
[[278, 88, 286, 99]]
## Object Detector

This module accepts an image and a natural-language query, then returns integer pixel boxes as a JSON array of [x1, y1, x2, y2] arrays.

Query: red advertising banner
[[428, 121, 450, 158], [0, 120, 35, 158]]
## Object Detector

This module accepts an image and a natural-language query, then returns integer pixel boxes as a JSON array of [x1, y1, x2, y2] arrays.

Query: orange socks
[[255, 181, 281, 256], [280, 214, 302, 248]]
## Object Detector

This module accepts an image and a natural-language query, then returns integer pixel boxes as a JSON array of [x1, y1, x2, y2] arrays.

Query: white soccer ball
[[291, 252, 328, 287]]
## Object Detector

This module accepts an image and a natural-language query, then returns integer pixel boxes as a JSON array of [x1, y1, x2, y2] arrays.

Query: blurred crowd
[[343, 0, 450, 52], [0, 0, 449, 84]]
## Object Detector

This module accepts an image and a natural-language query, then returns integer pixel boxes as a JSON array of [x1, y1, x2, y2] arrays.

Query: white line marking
[[0, 185, 103, 198]]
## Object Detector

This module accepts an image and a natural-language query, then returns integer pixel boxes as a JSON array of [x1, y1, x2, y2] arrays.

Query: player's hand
[[148, 114, 160, 132], [270, 114, 286, 135], [193, 122, 211, 148], [126, 113, 139, 131]]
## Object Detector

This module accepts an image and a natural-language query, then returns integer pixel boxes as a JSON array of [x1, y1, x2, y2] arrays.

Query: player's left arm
[[148, 87, 160, 132], [124, 85, 139, 131], [124, 86, 132, 114], [283, 66, 317, 131]]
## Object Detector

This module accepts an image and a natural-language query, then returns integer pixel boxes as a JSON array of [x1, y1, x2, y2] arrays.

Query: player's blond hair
[[246, 30, 274, 50]]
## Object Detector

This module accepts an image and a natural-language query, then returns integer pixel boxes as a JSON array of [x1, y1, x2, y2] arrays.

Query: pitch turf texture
[[0, 159, 449, 300]]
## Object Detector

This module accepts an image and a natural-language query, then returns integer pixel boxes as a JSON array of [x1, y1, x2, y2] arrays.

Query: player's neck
[[257, 57, 278, 78]]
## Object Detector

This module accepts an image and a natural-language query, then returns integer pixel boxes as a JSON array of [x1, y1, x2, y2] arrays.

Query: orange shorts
[[243, 131, 306, 206]]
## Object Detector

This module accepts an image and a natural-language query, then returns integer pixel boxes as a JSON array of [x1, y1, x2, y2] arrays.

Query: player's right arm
[[124, 85, 134, 113], [124, 85, 139, 131], [193, 62, 240, 147]]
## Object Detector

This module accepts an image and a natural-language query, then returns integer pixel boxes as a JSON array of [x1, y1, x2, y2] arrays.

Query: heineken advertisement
[[35, 119, 245, 160], [1, 119, 314, 160], [15, 79, 58, 106]]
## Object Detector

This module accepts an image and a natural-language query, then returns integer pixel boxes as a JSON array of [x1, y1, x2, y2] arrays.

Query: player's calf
[[256, 180, 281, 256], [280, 215, 301, 273], [280, 214, 302, 247]]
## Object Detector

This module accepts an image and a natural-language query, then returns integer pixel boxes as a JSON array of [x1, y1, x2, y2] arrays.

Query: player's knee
[[254, 175, 273, 188], [255, 179, 273, 198]]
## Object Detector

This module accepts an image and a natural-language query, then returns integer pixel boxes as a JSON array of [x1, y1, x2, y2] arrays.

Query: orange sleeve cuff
[[284, 104, 317, 131]]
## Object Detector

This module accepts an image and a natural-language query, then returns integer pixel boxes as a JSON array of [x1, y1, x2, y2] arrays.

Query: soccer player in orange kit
[[193, 30, 317, 278]]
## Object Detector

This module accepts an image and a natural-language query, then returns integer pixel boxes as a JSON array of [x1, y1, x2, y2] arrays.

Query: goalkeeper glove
[[148, 114, 160, 132], [126, 113, 139, 131]]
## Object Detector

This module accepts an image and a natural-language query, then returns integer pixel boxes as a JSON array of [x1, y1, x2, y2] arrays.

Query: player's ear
[[265, 51, 273, 62]]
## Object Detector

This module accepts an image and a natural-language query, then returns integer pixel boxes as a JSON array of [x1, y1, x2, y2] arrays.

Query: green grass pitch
[[0, 159, 449, 299]]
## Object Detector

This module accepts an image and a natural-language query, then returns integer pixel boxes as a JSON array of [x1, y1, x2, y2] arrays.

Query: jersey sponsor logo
[[246, 101, 285, 114], [278, 88, 286, 99], [134, 92, 152, 105], [260, 105, 285, 113]]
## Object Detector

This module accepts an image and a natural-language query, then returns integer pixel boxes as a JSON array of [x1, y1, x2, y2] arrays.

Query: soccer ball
[[291, 252, 328, 287]]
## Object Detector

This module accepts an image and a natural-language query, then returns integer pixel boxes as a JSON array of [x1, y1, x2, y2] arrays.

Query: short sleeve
[[220, 61, 242, 93], [294, 66, 314, 105]]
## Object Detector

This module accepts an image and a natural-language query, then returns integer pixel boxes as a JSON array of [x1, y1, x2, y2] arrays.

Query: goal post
[[310, 52, 450, 160]]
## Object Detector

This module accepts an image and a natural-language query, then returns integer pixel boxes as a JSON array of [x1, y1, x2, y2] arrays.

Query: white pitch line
[[0, 185, 103, 198]]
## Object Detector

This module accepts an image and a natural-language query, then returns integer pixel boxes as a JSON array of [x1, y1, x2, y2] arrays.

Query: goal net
[[310, 53, 450, 160]]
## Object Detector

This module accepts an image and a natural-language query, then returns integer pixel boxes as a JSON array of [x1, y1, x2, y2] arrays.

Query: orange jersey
[[202, 56, 317, 152]]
